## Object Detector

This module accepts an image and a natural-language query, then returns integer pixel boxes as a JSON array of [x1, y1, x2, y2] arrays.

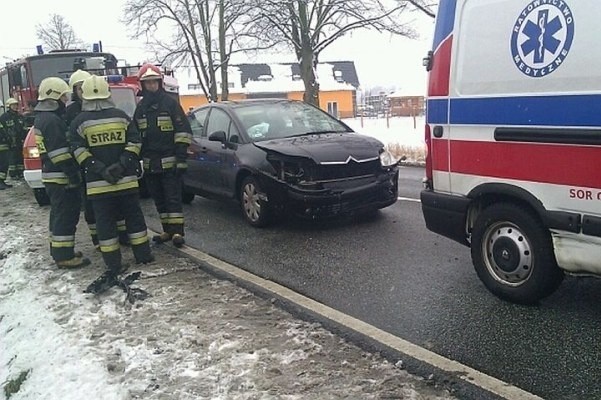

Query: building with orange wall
[[177, 62, 359, 118]]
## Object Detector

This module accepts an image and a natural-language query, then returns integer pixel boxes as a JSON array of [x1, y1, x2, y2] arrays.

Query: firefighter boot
[[152, 232, 172, 243], [0, 181, 13, 190], [172, 234, 185, 248], [56, 256, 91, 269]]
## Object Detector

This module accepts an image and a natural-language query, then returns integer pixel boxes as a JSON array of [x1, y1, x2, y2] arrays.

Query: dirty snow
[[0, 183, 455, 400]]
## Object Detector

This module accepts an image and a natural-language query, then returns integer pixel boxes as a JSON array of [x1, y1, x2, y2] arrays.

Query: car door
[[220, 119, 242, 198], [185, 107, 210, 192], [203, 107, 235, 196]]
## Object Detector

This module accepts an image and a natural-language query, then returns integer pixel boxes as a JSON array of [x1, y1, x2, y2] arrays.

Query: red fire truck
[[0, 50, 123, 111], [3, 50, 180, 204]]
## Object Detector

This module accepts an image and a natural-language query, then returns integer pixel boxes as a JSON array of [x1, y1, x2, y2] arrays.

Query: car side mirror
[[208, 131, 227, 143], [423, 50, 433, 72]]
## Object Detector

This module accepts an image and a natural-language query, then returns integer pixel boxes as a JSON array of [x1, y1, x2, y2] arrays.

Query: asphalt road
[[142, 166, 601, 400]]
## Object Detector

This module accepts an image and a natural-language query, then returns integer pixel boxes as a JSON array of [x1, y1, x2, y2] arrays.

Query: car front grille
[[308, 160, 381, 182]]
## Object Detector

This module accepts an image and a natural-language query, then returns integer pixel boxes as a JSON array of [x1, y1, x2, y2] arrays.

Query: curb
[[153, 234, 543, 400]]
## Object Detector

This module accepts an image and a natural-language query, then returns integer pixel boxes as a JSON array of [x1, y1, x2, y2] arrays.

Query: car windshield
[[234, 101, 351, 142]]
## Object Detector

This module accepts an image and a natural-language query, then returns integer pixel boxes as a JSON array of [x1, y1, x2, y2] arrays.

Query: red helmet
[[137, 63, 163, 81]]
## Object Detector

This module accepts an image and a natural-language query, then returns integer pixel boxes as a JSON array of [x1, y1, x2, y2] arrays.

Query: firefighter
[[35, 77, 90, 268], [69, 75, 153, 280], [0, 120, 12, 190], [64, 69, 91, 127], [66, 69, 129, 249], [134, 63, 192, 248], [0, 98, 26, 179], [23, 100, 37, 131]]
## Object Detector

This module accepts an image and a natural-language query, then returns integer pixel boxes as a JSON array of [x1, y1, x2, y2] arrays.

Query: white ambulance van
[[421, 0, 601, 304]]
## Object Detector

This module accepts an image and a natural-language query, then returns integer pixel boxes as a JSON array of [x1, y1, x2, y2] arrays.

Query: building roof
[[234, 61, 360, 88], [176, 61, 359, 96]]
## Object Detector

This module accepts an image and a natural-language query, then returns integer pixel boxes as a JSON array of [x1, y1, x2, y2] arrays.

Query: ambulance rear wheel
[[471, 203, 563, 305]]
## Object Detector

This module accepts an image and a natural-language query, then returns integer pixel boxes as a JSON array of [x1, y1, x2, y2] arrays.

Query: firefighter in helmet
[[64, 69, 91, 127], [66, 69, 129, 249], [34, 77, 90, 268], [0, 98, 26, 179], [134, 63, 192, 248], [69, 75, 153, 282]]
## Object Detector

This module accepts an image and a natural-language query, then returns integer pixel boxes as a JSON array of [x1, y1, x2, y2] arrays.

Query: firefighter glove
[[85, 159, 107, 176], [120, 152, 138, 171], [103, 163, 124, 184]]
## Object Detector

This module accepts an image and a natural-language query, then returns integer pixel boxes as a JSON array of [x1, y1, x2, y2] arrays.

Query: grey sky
[[0, 0, 434, 94]]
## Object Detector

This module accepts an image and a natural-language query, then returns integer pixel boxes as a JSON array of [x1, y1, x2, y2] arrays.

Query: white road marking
[[398, 196, 421, 203], [159, 231, 542, 400]]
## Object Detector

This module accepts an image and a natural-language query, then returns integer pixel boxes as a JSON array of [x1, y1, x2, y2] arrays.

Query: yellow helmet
[[38, 77, 70, 101], [68, 69, 92, 90], [81, 75, 111, 100], [5, 98, 18, 107]]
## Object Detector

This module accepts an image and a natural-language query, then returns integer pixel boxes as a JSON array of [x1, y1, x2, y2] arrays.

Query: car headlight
[[379, 150, 397, 167]]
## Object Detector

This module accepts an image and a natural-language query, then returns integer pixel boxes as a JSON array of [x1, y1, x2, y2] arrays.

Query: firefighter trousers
[[146, 171, 184, 236], [46, 184, 82, 262], [9, 147, 24, 178], [0, 149, 8, 182], [91, 193, 152, 272], [83, 192, 129, 246]]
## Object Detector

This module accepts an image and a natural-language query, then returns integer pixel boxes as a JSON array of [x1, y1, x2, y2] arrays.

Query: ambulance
[[421, 0, 601, 304]]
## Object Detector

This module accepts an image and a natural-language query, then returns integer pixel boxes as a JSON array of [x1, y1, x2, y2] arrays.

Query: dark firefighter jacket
[[0, 110, 26, 148], [34, 109, 81, 186], [69, 107, 141, 199], [64, 100, 82, 128], [133, 90, 192, 173], [0, 121, 10, 152]]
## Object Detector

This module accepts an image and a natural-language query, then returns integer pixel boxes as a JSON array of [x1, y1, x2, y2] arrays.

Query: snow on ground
[[0, 183, 455, 400], [343, 116, 426, 149]]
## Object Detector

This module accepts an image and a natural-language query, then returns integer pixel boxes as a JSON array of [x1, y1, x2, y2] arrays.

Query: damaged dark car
[[183, 99, 399, 227]]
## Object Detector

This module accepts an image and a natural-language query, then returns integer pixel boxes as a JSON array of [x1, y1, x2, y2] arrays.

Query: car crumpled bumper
[[259, 168, 399, 218]]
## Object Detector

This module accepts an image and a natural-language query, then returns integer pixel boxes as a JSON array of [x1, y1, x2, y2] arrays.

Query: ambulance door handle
[[433, 126, 443, 138]]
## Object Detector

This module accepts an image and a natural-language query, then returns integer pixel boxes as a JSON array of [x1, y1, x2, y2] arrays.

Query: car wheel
[[33, 188, 50, 206], [471, 203, 564, 305], [182, 189, 195, 205], [240, 176, 271, 227]]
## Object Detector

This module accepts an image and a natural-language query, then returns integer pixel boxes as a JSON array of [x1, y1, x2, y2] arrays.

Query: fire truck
[[2, 49, 180, 205]]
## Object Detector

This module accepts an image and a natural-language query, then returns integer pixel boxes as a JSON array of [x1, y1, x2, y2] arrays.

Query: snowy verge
[[1, 185, 454, 400]]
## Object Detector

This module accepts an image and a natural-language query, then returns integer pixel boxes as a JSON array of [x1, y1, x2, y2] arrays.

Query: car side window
[[190, 108, 210, 138], [206, 108, 231, 138]]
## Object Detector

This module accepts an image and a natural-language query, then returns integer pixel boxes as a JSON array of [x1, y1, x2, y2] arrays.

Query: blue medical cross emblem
[[510, 1, 574, 78], [521, 10, 563, 64]]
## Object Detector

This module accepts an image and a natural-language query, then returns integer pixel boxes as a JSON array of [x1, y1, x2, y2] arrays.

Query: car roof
[[197, 99, 305, 111]]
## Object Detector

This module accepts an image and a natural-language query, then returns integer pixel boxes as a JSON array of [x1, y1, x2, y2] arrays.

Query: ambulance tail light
[[23, 144, 42, 170], [24, 146, 39, 159], [424, 124, 433, 189]]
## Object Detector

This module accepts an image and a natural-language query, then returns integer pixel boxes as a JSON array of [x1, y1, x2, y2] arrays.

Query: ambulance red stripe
[[433, 140, 601, 189]]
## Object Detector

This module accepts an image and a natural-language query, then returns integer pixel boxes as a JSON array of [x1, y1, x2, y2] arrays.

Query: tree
[[124, 0, 273, 102], [35, 14, 84, 51], [257, 0, 436, 106]]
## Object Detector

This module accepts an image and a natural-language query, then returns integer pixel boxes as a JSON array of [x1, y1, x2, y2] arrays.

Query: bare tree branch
[[35, 14, 85, 51]]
